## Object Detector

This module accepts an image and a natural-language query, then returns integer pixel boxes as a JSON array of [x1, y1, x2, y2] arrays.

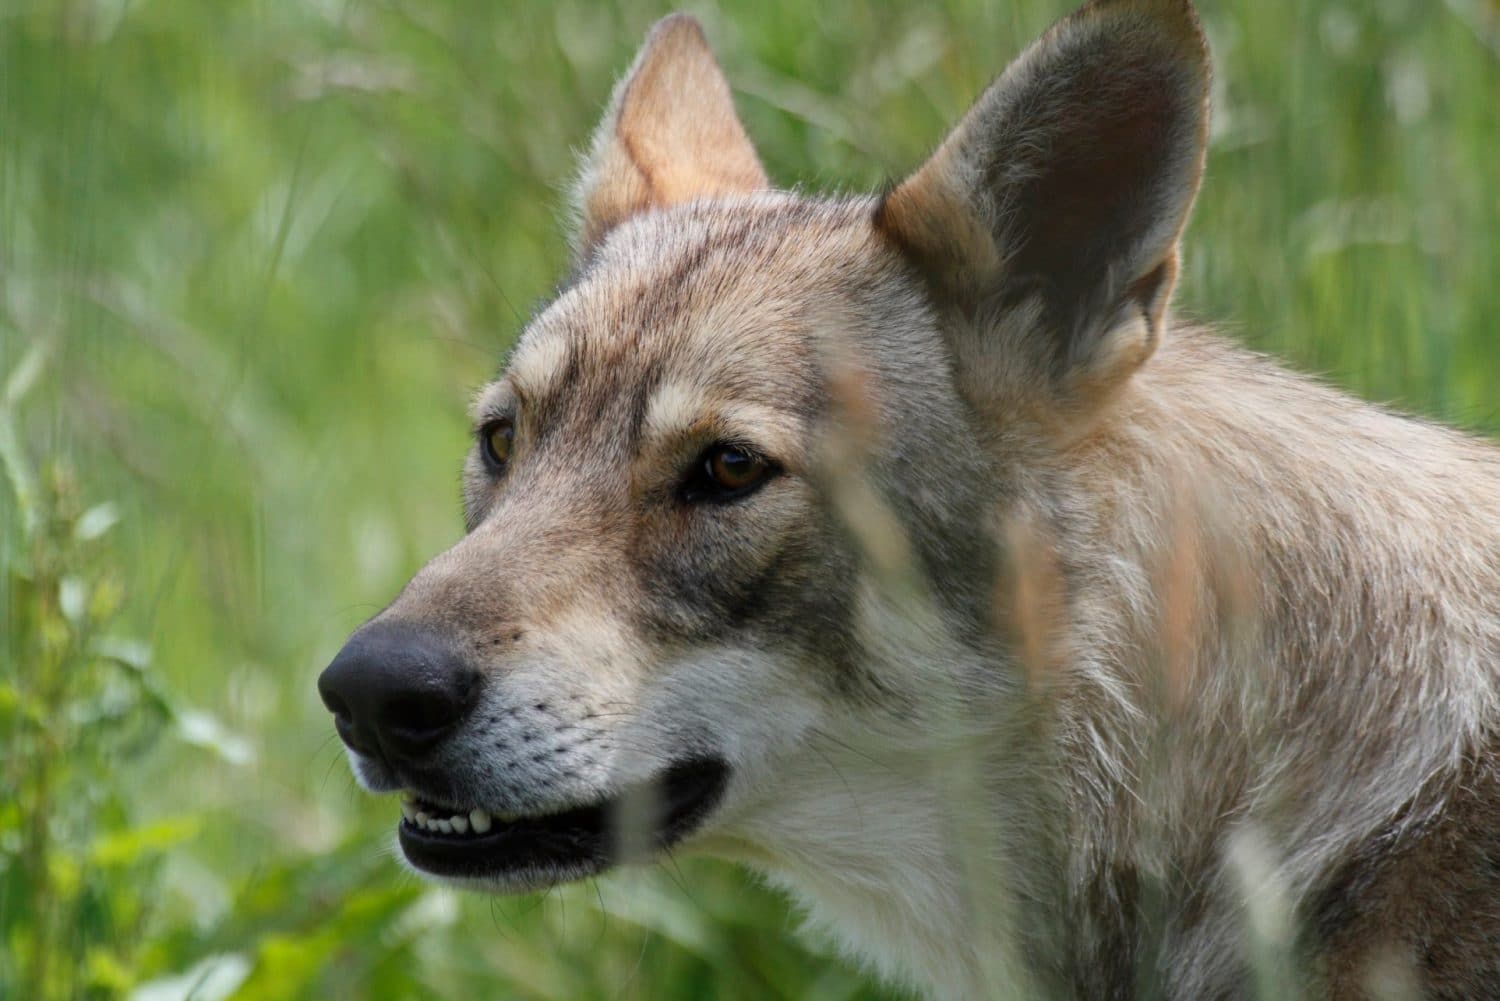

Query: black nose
[[317, 621, 482, 766]]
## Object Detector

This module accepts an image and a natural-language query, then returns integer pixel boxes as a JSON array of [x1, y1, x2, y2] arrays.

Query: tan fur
[[327, 2, 1500, 998]]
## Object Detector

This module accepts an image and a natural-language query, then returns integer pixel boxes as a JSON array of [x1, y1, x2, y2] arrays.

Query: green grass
[[1, 0, 1496, 998]]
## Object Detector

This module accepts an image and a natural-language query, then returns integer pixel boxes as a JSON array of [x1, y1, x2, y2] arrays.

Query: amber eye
[[708, 446, 766, 490], [480, 418, 514, 470], [682, 443, 776, 503]]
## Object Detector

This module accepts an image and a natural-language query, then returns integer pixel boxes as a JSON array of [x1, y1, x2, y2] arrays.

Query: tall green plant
[[0, 346, 181, 999]]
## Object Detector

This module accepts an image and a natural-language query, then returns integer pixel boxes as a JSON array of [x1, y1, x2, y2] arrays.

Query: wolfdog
[[318, 0, 1500, 996]]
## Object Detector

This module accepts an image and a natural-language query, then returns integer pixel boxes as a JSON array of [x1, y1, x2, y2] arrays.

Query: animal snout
[[318, 620, 482, 767]]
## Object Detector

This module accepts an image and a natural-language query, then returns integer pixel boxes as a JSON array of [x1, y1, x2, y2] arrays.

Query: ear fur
[[573, 14, 768, 257], [877, 0, 1210, 400]]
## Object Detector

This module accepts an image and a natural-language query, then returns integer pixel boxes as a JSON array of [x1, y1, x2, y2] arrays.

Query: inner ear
[[572, 14, 768, 258], [878, 0, 1211, 393], [991, 42, 1201, 362]]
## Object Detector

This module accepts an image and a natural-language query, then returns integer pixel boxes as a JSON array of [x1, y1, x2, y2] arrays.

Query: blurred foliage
[[1, 345, 178, 1000], [0, 0, 1496, 998]]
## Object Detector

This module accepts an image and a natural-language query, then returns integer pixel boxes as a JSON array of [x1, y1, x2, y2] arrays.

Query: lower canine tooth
[[469, 809, 492, 834], [451, 815, 469, 834]]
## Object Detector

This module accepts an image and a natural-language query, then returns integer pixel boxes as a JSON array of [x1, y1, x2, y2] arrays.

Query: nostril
[[379, 676, 478, 748], [317, 665, 355, 727], [319, 685, 352, 725], [318, 662, 376, 757], [406, 695, 456, 733]]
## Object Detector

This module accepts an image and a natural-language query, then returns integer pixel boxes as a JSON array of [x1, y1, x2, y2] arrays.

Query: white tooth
[[437, 820, 453, 834], [401, 792, 415, 805], [415, 811, 430, 828], [451, 815, 469, 834], [469, 809, 492, 834], [401, 801, 416, 822]]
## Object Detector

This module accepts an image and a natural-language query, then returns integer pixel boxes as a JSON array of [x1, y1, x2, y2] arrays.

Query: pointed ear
[[877, 0, 1210, 400], [572, 14, 768, 257]]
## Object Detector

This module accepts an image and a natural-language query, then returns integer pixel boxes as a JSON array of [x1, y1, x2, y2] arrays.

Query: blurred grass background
[[1, 0, 1496, 998]]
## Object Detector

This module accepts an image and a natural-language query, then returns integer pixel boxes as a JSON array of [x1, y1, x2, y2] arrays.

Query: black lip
[[397, 758, 730, 883]]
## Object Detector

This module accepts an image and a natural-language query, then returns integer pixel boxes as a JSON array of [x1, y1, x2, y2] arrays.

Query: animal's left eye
[[479, 418, 514, 470], [682, 444, 776, 503]]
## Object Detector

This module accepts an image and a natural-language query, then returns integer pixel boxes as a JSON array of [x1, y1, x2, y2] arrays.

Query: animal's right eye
[[680, 443, 777, 504], [479, 418, 514, 471]]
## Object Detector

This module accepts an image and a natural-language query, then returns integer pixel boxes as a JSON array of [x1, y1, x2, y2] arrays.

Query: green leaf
[[90, 816, 204, 868], [86, 946, 136, 993]]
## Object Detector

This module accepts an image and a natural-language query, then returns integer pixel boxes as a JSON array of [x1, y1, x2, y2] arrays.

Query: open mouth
[[396, 758, 730, 885]]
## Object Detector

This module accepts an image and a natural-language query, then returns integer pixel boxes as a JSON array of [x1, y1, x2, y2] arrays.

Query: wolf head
[[318, 0, 1209, 892]]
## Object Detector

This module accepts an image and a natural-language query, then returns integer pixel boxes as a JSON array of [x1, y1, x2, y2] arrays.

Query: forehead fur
[[486, 193, 897, 441]]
